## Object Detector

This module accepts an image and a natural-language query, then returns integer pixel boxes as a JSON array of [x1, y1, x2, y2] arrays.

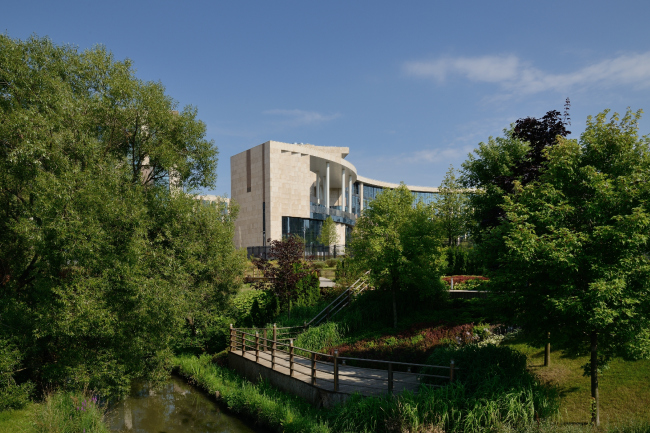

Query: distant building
[[231, 141, 438, 250]]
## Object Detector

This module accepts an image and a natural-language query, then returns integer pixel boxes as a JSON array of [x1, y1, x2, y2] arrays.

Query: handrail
[[229, 325, 457, 395], [307, 270, 370, 326]]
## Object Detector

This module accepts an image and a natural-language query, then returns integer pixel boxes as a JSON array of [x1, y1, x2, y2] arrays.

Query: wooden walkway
[[231, 349, 422, 396]]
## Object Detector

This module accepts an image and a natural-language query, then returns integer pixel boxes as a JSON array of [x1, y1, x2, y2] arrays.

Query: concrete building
[[231, 141, 439, 250]]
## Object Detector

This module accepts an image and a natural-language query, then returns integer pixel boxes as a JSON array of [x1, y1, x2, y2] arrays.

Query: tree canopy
[[0, 35, 244, 396], [433, 165, 471, 246], [493, 109, 650, 425], [349, 184, 446, 328]]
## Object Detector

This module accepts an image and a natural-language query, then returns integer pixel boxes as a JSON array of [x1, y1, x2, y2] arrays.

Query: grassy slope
[[504, 341, 650, 425]]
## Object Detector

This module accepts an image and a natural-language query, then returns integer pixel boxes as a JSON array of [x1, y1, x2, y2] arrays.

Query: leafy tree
[[494, 109, 650, 426], [318, 216, 339, 246], [462, 109, 570, 239], [254, 236, 319, 312], [0, 35, 244, 395], [433, 165, 471, 246], [349, 184, 446, 328]]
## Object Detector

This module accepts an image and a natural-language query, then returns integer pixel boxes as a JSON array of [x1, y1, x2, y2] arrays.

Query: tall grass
[[175, 354, 329, 433], [294, 322, 346, 356], [33, 390, 108, 433]]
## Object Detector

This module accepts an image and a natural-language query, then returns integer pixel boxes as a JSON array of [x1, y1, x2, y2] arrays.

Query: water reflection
[[107, 376, 257, 433]]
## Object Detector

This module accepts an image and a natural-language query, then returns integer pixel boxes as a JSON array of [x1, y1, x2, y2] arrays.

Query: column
[[359, 182, 364, 211], [316, 173, 321, 205], [348, 176, 352, 213], [325, 162, 330, 208], [341, 168, 346, 212]]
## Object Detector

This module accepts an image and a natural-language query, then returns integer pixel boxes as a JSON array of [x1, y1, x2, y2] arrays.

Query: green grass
[[503, 339, 650, 425], [0, 403, 37, 432]]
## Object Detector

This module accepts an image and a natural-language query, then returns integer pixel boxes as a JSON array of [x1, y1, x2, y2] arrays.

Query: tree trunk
[[590, 331, 600, 426], [392, 289, 397, 329]]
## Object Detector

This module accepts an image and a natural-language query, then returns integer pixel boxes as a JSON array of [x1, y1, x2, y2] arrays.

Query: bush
[[0, 341, 33, 411], [325, 258, 338, 268], [294, 322, 346, 356], [312, 261, 327, 269], [423, 343, 560, 423]]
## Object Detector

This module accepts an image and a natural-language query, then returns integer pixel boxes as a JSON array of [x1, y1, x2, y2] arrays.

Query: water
[[107, 376, 259, 433]]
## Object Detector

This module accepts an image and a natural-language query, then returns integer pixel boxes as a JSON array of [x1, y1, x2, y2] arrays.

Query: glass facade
[[282, 217, 323, 245], [362, 184, 384, 210], [413, 191, 438, 206]]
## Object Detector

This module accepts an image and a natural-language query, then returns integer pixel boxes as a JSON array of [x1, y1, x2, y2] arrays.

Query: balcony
[[310, 202, 356, 226]]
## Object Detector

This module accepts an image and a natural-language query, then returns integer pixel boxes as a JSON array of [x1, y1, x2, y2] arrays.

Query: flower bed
[[326, 322, 490, 367]]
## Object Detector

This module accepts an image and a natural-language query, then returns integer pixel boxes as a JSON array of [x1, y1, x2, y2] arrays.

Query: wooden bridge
[[228, 324, 456, 406]]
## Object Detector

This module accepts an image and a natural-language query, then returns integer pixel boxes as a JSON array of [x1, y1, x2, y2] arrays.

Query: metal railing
[[229, 324, 457, 395], [307, 270, 371, 327]]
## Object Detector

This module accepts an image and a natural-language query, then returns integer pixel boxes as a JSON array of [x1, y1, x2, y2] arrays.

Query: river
[[106, 376, 262, 433]]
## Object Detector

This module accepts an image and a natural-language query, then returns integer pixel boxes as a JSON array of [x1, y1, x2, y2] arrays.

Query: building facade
[[231, 141, 438, 250]]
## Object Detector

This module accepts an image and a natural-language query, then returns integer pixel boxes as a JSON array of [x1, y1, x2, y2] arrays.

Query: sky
[[4, 1, 650, 196]]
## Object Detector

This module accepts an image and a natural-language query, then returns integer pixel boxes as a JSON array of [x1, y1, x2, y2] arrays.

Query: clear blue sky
[[4, 1, 650, 196]]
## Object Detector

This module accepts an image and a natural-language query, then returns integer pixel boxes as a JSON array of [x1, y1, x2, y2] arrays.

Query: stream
[[106, 376, 262, 433]]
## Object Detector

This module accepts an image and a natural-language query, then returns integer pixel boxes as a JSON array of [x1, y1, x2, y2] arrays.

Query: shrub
[[294, 322, 346, 356], [312, 261, 327, 269], [325, 258, 338, 268], [0, 341, 33, 411]]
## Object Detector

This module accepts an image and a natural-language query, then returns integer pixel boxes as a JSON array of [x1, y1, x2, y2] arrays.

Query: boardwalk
[[231, 349, 421, 396]]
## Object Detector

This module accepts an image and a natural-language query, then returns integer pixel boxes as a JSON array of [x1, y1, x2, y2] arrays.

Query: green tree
[[349, 184, 446, 328], [0, 35, 244, 395], [433, 165, 471, 246], [318, 216, 339, 246], [494, 110, 650, 426]]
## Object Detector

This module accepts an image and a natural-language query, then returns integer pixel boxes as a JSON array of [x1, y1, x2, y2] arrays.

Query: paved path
[[231, 349, 420, 396], [319, 277, 336, 288]]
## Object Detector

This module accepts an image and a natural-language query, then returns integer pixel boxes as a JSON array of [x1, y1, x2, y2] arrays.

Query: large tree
[[494, 110, 650, 425], [349, 184, 446, 328], [317, 216, 339, 246], [0, 35, 244, 395], [462, 109, 570, 239]]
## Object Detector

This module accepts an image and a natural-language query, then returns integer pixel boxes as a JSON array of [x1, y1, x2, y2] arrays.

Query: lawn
[[504, 339, 650, 425], [0, 404, 37, 433]]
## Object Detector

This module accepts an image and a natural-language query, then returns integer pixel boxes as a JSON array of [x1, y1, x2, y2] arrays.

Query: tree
[[254, 236, 319, 312], [349, 184, 446, 328], [433, 165, 471, 246], [318, 216, 339, 246], [494, 109, 650, 426], [462, 109, 570, 239], [0, 35, 244, 395]]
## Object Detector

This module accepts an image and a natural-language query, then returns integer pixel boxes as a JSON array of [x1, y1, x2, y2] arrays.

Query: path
[[230, 349, 420, 396]]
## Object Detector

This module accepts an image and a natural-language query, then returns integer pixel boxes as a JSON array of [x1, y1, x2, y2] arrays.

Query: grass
[[503, 339, 650, 425], [0, 403, 37, 432]]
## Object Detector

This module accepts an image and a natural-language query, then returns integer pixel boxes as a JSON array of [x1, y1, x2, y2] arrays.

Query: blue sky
[[4, 1, 650, 196]]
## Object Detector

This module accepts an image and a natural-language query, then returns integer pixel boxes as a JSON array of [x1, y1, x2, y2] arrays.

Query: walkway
[[230, 349, 421, 396]]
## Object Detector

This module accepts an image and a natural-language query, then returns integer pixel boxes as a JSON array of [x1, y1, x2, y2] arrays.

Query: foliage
[[424, 344, 560, 426], [433, 165, 472, 245], [325, 258, 339, 268], [462, 110, 570, 239], [0, 340, 33, 411], [254, 236, 320, 312], [329, 322, 478, 365], [494, 109, 650, 424], [33, 390, 108, 433], [444, 246, 483, 275], [349, 184, 447, 327], [175, 354, 329, 433], [294, 322, 347, 357], [312, 261, 327, 270], [0, 35, 243, 395], [318, 216, 339, 246]]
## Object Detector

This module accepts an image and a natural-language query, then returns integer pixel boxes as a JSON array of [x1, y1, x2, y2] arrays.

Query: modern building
[[231, 141, 439, 250]]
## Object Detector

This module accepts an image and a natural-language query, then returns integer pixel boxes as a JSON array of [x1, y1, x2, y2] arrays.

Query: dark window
[[246, 149, 251, 193]]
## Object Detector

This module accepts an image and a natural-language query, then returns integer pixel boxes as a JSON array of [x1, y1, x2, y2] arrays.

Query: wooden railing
[[230, 324, 456, 395]]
